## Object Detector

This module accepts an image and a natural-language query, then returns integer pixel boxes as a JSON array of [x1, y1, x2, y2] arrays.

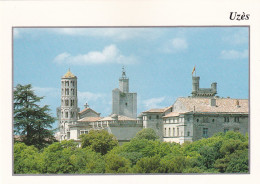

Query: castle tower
[[59, 69, 78, 140], [191, 75, 217, 97], [119, 66, 129, 93], [112, 67, 137, 118], [192, 76, 200, 96]]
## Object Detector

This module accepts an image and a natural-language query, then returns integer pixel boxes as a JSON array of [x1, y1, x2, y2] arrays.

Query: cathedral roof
[[163, 112, 181, 118], [62, 69, 77, 78], [78, 107, 100, 115], [173, 97, 248, 114], [78, 116, 103, 122]]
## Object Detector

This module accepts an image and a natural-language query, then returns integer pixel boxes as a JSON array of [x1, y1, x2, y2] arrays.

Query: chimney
[[236, 100, 240, 107], [210, 98, 216, 106]]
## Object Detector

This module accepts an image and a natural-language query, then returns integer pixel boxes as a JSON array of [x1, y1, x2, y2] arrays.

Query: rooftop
[[78, 116, 103, 122], [174, 97, 248, 113], [62, 69, 76, 78]]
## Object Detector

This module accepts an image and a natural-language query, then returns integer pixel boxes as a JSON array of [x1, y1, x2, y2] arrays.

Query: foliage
[[14, 84, 56, 149], [14, 142, 43, 174], [134, 155, 161, 173], [105, 153, 132, 173], [135, 128, 158, 140], [80, 129, 118, 155], [13, 131, 249, 174]]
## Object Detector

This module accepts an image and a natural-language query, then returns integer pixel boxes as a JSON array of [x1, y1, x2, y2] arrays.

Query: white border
[[1, 1, 260, 184]]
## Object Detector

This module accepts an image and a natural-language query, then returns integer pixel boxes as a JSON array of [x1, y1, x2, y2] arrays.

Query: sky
[[13, 27, 249, 128]]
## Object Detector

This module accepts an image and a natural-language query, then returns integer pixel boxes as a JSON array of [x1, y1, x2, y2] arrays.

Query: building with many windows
[[56, 68, 249, 144]]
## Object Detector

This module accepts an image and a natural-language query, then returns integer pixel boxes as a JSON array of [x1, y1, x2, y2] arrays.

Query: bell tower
[[59, 69, 78, 140]]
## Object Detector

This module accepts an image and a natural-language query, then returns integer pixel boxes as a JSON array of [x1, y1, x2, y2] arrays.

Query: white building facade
[[56, 69, 249, 145]]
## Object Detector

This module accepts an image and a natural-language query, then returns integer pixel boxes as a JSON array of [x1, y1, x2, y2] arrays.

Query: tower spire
[[122, 66, 126, 78]]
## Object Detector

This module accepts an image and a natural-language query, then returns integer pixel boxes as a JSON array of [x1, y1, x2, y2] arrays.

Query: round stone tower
[[60, 69, 78, 140]]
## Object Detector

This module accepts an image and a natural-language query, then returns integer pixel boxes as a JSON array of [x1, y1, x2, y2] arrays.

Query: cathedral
[[56, 68, 249, 144]]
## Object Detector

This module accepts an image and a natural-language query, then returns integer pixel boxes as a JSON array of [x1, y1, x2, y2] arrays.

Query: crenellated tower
[[112, 67, 137, 118]]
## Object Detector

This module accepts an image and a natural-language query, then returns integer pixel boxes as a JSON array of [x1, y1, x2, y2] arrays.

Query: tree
[[105, 153, 132, 173], [80, 129, 119, 155], [14, 84, 56, 149], [14, 142, 43, 174], [135, 128, 158, 140], [134, 155, 161, 173]]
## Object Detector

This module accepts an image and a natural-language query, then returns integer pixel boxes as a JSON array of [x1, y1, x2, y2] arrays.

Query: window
[[164, 128, 166, 137], [125, 102, 127, 106], [65, 112, 68, 118], [173, 128, 175, 136], [212, 119, 215, 122], [224, 117, 229, 122], [203, 128, 208, 137], [196, 119, 199, 122], [80, 130, 89, 135], [168, 128, 171, 137], [187, 131, 190, 136], [65, 100, 69, 106], [234, 117, 240, 122], [149, 116, 151, 120], [177, 128, 179, 136], [156, 115, 159, 119], [224, 128, 229, 133], [71, 112, 74, 118]]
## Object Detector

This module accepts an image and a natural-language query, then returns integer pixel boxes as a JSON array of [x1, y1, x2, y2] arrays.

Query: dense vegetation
[[14, 129, 249, 174], [14, 84, 56, 149]]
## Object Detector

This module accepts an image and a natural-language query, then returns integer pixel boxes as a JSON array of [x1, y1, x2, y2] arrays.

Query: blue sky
[[13, 27, 249, 128]]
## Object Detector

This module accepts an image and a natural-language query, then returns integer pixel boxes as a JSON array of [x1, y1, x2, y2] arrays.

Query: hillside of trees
[[14, 129, 249, 174]]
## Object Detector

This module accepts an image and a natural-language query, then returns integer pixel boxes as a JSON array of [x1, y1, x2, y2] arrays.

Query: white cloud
[[33, 87, 59, 98], [171, 38, 188, 50], [161, 38, 188, 53], [220, 49, 248, 60], [143, 97, 166, 109], [222, 29, 248, 45], [13, 29, 20, 39], [53, 44, 137, 65], [78, 91, 105, 102], [53, 28, 161, 41]]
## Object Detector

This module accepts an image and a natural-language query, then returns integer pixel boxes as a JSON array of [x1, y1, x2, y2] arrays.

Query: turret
[[211, 82, 217, 94], [119, 66, 129, 93], [192, 76, 200, 95]]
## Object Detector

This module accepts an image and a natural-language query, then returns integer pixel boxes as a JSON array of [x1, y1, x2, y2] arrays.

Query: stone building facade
[[56, 68, 141, 143], [56, 69, 249, 144], [112, 67, 137, 119]]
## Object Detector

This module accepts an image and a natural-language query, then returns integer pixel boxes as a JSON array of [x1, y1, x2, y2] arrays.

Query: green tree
[[135, 128, 158, 140], [69, 147, 105, 173], [14, 142, 43, 174], [134, 155, 161, 173], [14, 84, 56, 149], [105, 153, 132, 173], [160, 155, 188, 173], [80, 129, 118, 155], [41, 140, 78, 173]]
